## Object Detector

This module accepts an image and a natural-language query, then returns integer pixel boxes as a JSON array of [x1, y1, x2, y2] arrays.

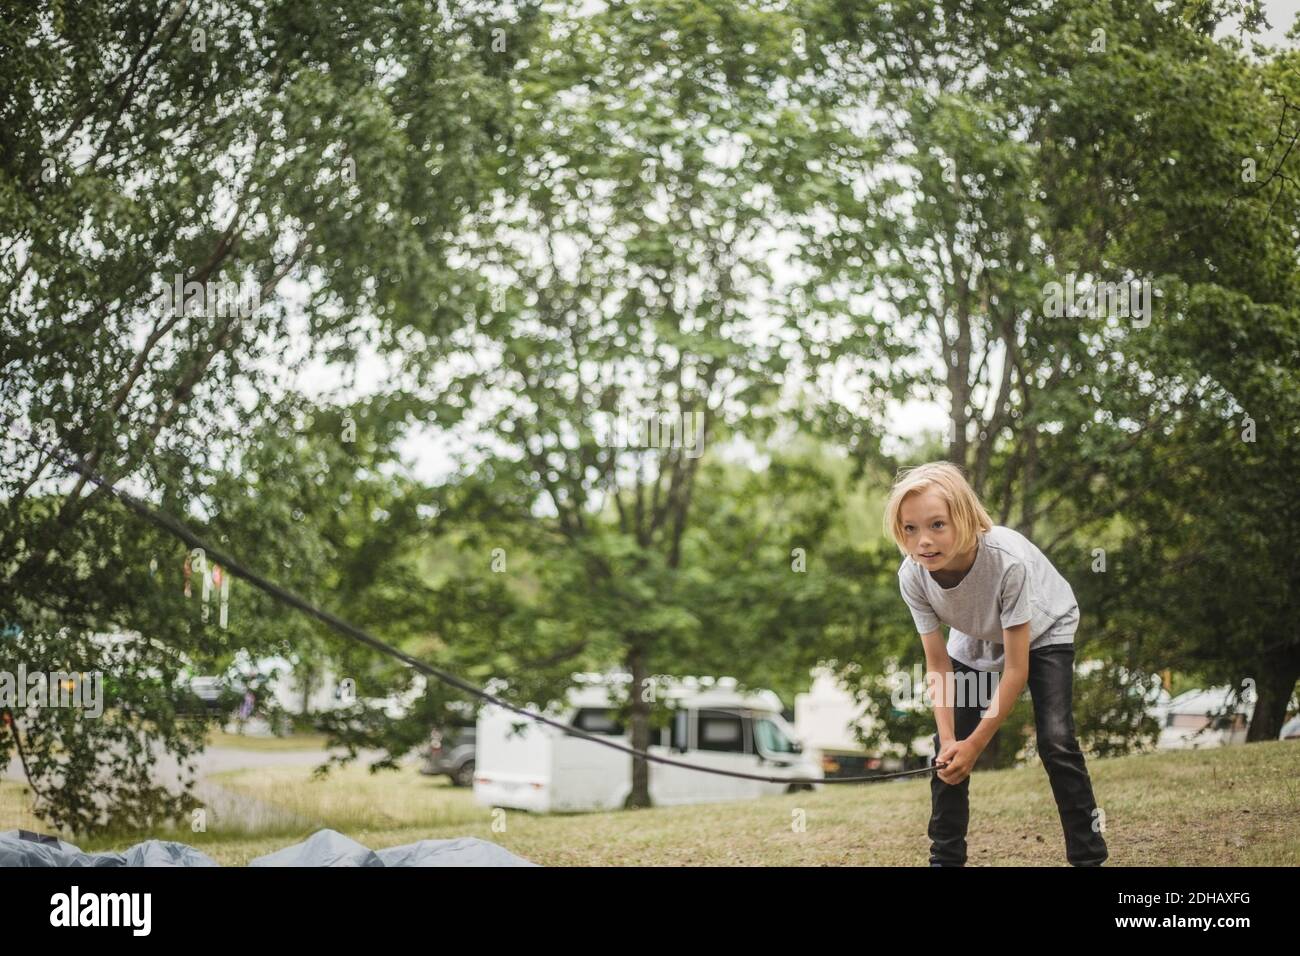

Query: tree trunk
[[300, 668, 315, 718], [1246, 647, 1300, 742], [626, 642, 652, 808], [1020, 391, 1038, 539], [947, 339, 971, 469]]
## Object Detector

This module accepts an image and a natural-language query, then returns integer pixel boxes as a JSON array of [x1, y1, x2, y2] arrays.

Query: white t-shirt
[[896, 525, 1078, 672]]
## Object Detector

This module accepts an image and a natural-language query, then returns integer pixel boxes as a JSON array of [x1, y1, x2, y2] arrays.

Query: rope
[[3, 416, 936, 785]]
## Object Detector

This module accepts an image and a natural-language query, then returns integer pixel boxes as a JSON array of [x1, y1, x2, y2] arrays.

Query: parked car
[[185, 675, 226, 715], [419, 722, 477, 787], [473, 677, 823, 813]]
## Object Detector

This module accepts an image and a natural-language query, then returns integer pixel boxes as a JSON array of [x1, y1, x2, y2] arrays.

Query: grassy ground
[[204, 730, 332, 751], [4, 740, 1297, 865]]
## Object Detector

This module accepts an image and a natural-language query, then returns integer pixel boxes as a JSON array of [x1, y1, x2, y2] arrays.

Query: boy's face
[[898, 489, 962, 571]]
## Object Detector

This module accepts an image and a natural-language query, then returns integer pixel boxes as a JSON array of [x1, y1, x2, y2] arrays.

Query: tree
[[0, 0, 534, 831], [792, 0, 1300, 739], [382, 0, 841, 806]]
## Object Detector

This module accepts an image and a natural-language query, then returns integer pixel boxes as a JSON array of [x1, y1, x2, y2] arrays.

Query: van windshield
[[754, 717, 799, 754]]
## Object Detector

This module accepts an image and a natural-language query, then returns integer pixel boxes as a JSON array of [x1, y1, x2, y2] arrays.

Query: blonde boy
[[884, 461, 1108, 867]]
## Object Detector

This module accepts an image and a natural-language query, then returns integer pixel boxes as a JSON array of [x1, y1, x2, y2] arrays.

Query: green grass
[[4, 740, 1297, 865], [204, 730, 331, 751]]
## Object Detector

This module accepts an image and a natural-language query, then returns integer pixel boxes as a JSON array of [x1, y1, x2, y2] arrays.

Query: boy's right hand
[[935, 739, 959, 768]]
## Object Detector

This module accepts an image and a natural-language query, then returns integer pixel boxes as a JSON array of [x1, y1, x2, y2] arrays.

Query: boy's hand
[[934, 740, 960, 771], [935, 739, 980, 785]]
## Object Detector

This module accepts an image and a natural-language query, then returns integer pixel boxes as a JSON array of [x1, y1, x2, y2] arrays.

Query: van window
[[1212, 713, 1246, 732], [754, 717, 797, 754], [697, 710, 747, 753], [572, 708, 666, 745], [573, 708, 624, 735]]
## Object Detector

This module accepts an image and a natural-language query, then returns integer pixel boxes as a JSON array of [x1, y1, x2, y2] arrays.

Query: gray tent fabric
[[0, 831, 216, 867], [0, 828, 537, 867], [249, 829, 538, 867], [375, 836, 539, 867], [249, 829, 383, 867], [122, 841, 219, 867], [0, 831, 100, 867]]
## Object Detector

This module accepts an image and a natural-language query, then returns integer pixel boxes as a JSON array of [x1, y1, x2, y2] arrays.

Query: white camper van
[[1155, 686, 1252, 750], [473, 679, 823, 812]]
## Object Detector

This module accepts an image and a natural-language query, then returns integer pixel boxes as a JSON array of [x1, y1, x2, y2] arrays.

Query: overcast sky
[[1251, 0, 1300, 46]]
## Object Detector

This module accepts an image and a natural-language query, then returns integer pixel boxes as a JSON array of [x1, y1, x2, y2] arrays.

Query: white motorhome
[[1154, 686, 1252, 750], [473, 677, 823, 812], [794, 666, 938, 773]]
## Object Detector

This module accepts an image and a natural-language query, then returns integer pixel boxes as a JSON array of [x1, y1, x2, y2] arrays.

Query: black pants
[[928, 643, 1108, 866]]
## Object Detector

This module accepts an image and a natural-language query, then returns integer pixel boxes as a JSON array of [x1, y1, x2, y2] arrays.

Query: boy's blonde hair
[[883, 461, 993, 558]]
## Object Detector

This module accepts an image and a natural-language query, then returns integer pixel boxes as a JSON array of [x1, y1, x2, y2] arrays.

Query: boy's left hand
[[935, 739, 981, 785]]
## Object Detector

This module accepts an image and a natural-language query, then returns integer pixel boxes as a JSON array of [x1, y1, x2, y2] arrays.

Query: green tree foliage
[[3, 0, 1296, 831], [0, 0, 534, 831]]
